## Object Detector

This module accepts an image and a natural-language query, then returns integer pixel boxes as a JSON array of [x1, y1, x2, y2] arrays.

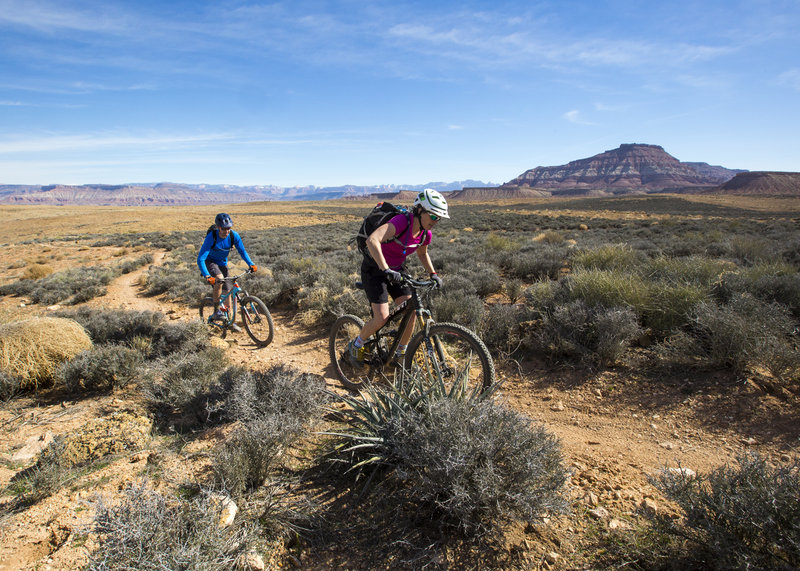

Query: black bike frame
[[369, 281, 433, 365]]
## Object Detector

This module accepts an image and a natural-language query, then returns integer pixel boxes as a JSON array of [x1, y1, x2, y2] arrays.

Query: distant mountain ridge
[[0, 180, 495, 206]]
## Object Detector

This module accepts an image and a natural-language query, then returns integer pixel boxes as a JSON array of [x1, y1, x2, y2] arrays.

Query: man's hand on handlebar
[[206, 276, 216, 285], [249, 265, 257, 273]]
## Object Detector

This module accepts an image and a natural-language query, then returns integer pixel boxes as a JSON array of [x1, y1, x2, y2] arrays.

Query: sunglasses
[[427, 211, 441, 222]]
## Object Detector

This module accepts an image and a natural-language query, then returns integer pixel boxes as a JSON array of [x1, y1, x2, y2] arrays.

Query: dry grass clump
[[21, 263, 54, 280], [0, 317, 92, 390]]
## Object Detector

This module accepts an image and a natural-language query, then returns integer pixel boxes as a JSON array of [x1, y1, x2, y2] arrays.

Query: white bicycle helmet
[[413, 188, 450, 219]]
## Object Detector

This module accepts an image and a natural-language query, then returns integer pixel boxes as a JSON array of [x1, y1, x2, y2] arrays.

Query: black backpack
[[351, 202, 412, 259], [206, 225, 236, 250]]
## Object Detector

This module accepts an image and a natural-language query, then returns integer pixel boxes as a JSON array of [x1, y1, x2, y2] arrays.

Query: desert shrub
[[481, 303, 525, 357], [728, 235, 778, 265], [0, 317, 93, 390], [7, 437, 74, 504], [572, 243, 645, 272], [662, 294, 800, 380], [327, 374, 568, 538], [643, 282, 708, 338], [530, 301, 642, 366], [119, 253, 154, 274], [142, 262, 206, 302], [88, 483, 261, 571], [23, 265, 119, 305], [563, 268, 650, 314], [504, 244, 566, 281], [0, 369, 22, 401], [462, 263, 502, 297], [430, 292, 485, 331], [142, 347, 230, 417], [652, 453, 800, 570], [645, 255, 736, 287], [62, 308, 209, 357], [212, 416, 297, 498], [522, 280, 560, 315], [484, 232, 521, 253], [58, 344, 144, 392], [223, 365, 328, 424], [714, 263, 800, 318], [295, 271, 362, 326]]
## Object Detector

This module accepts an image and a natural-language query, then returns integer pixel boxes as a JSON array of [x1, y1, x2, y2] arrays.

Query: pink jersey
[[382, 213, 431, 269]]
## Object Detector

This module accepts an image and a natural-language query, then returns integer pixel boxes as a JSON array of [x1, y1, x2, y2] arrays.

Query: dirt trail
[[1, 256, 796, 570]]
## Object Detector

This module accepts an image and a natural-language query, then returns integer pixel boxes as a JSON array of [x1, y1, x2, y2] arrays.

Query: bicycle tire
[[329, 314, 385, 391], [199, 296, 228, 339], [240, 295, 274, 347], [404, 322, 495, 394]]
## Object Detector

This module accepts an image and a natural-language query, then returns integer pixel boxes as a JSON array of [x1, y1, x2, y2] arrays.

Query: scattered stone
[[662, 467, 696, 479], [588, 507, 609, 520], [208, 493, 238, 527], [239, 551, 266, 570], [11, 431, 54, 462], [658, 441, 676, 450], [545, 552, 560, 564], [741, 437, 757, 445], [640, 497, 658, 514], [584, 492, 599, 506], [608, 518, 630, 530], [551, 400, 565, 411]]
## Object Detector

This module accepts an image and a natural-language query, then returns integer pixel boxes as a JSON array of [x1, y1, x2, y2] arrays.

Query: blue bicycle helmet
[[215, 213, 233, 228]]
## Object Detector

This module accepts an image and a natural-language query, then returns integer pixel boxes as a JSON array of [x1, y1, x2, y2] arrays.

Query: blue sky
[[1, 0, 798, 187]]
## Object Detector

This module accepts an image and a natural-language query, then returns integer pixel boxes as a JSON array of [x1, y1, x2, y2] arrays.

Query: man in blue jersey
[[197, 213, 257, 322]]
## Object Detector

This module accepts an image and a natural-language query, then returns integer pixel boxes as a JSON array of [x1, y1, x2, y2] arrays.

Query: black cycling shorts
[[360, 258, 411, 305]]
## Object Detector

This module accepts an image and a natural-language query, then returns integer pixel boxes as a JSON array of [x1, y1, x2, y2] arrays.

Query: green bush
[[530, 300, 643, 366], [58, 344, 144, 392], [573, 243, 644, 272], [652, 453, 800, 570], [88, 483, 261, 570], [643, 282, 708, 338], [670, 294, 800, 379], [563, 268, 650, 314]]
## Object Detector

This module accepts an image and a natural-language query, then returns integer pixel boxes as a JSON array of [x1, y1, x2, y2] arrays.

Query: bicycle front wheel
[[199, 296, 228, 339], [405, 322, 495, 395], [240, 295, 274, 347]]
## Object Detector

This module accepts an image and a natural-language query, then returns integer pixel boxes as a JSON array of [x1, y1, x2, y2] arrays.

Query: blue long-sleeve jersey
[[197, 230, 254, 276]]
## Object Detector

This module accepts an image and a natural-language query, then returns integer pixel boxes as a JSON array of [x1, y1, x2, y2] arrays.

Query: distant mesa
[[710, 171, 800, 195]]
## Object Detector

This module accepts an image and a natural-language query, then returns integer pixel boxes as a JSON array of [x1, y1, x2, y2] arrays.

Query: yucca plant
[[323, 370, 567, 538]]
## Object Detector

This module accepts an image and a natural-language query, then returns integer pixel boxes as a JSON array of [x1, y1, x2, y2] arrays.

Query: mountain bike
[[329, 273, 495, 392], [199, 269, 274, 347]]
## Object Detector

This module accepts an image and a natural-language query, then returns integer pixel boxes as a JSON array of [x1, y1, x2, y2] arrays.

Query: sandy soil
[[0, 243, 797, 570]]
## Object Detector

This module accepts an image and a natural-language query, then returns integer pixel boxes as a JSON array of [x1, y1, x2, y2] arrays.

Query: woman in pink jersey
[[348, 189, 450, 367]]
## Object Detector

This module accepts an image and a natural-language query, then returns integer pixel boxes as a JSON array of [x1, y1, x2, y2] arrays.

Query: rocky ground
[[0, 248, 798, 570]]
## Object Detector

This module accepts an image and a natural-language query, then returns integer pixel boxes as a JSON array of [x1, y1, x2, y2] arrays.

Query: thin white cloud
[[0, 0, 127, 33], [563, 110, 598, 126], [0, 132, 234, 154]]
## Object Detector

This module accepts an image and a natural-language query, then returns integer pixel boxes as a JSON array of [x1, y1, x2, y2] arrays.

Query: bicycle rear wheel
[[240, 295, 274, 347], [199, 296, 228, 339], [405, 322, 495, 395], [329, 314, 386, 391]]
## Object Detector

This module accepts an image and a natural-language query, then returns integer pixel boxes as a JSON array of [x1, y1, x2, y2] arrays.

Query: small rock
[[545, 552, 560, 564], [239, 551, 266, 570], [663, 467, 696, 479], [640, 497, 658, 514], [584, 492, 599, 506], [659, 441, 676, 450], [551, 400, 565, 411], [741, 437, 757, 445], [608, 518, 630, 530], [588, 507, 609, 520], [208, 494, 238, 527]]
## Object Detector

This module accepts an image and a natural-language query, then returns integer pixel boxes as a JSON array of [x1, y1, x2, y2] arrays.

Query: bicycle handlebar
[[399, 273, 438, 289], [209, 268, 254, 282]]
